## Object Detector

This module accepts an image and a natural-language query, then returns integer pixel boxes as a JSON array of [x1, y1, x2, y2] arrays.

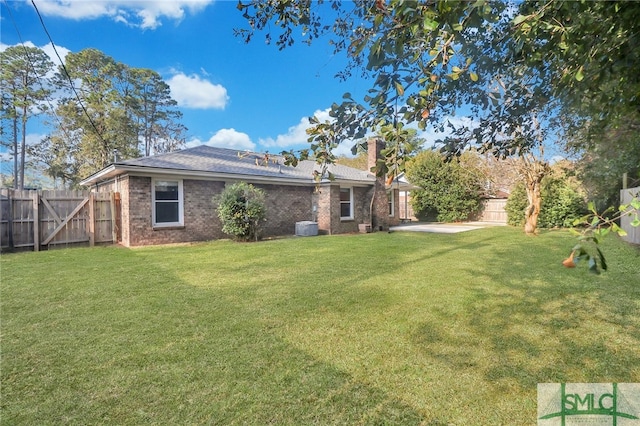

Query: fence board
[[620, 186, 640, 245], [0, 189, 119, 251], [473, 198, 508, 223]]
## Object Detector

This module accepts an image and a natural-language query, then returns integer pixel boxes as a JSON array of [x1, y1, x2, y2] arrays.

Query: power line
[[30, 0, 108, 146]]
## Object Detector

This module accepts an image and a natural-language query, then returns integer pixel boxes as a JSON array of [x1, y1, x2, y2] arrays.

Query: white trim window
[[340, 187, 353, 220], [152, 179, 184, 227], [388, 191, 394, 217]]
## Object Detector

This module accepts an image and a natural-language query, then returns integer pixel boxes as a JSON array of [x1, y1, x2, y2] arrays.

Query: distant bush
[[506, 177, 586, 228], [505, 183, 528, 227], [214, 182, 266, 241], [406, 151, 484, 222]]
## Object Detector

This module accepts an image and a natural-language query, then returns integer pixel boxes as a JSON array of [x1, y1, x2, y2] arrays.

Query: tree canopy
[[237, 1, 639, 154], [0, 45, 55, 189], [13, 48, 188, 188], [236, 0, 640, 234]]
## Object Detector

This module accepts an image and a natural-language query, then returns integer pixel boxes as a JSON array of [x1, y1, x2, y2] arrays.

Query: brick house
[[80, 138, 400, 247]]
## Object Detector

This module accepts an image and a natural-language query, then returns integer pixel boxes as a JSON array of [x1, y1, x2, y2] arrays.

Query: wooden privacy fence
[[620, 186, 640, 245], [476, 198, 508, 223], [0, 189, 119, 251]]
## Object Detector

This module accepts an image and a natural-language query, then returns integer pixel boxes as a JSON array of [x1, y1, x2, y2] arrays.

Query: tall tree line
[[1, 46, 186, 189]]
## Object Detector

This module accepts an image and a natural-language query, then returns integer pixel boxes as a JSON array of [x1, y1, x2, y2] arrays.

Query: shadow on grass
[[1, 246, 431, 425], [4, 229, 638, 425], [411, 229, 640, 392]]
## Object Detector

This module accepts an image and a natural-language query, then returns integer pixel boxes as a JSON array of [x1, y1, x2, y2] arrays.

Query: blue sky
[[1, 1, 568, 183], [1, 0, 402, 162]]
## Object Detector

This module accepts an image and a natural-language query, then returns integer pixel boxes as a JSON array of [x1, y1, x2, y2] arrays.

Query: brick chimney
[[368, 137, 385, 175], [367, 137, 390, 231]]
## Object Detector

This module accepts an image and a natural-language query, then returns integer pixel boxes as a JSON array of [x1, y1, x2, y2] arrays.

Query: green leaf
[[423, 17, 438, 31], [575, 66, 584, 82], [452, 66, 462, 73], [631, 198, 640, 210], [469, 72, 479, 82], [631, 216, 640, 227], [512, 14, 528, 25], [394, 81, 405, 96], [612, 223, 628, 237]]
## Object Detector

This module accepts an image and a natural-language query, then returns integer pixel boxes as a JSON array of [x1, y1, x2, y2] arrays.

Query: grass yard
[[1, 226, 639, 425]]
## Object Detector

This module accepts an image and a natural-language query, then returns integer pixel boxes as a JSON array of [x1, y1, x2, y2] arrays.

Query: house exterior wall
[[313, 185, 332, 234], [389, 188, 400, 226], [118, 176, 131, 246], [399, 191, 418, 221], [106, 176, 317, 246], [253, 183, 314, 236], [367, 137, 400, 230], [119, 176, 225, 247], [85, 141, 397, 246], [314, 184, 375, 235]]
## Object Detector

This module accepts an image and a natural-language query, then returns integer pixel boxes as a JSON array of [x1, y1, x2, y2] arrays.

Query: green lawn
[[1, 227, 639, 425]]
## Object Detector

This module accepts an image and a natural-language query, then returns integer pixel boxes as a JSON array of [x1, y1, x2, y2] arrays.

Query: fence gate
[[0, 189, 119, 251]]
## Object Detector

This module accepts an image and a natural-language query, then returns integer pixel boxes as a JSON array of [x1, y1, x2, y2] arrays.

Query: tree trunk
[[12, 110, 18, 189], [20, 105, 27, 189], [524, 178, 542, 235], [519, 148, 548, 236]]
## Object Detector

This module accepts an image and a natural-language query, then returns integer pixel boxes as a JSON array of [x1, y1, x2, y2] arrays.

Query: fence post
[[32, 191, 39, 252], [7, 189, 14, 249], [88, 192, 95, 247]]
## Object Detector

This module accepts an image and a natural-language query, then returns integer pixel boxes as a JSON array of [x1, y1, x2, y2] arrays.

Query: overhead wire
[[29, 0, 108, 146]]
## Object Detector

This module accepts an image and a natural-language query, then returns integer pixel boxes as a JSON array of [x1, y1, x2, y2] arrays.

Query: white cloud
[[257, 107, 376, 157], [167, 73, 229, 109], [258, 108, 335, 149], [187, 128, 255, 151], [40, 43, 71, 68], [258, 117, 311, 148], [1, 41, 70, 75], [26, 133, 47, 147], [34, 0, 214, 29]]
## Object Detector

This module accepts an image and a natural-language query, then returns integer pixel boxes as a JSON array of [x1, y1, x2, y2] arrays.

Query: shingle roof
[[81, 145, 375, 186]]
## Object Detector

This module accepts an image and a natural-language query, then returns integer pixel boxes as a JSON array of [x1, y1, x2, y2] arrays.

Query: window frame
[[388, 190, 395, 217], [339, 186, 354, 220], [152, 178, 184, 227]]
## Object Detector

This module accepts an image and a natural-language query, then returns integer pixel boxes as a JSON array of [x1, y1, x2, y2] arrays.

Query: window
[[340, 187, 353, 220], [153, 179, 183, 227], [388, 191, 394, 217]]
